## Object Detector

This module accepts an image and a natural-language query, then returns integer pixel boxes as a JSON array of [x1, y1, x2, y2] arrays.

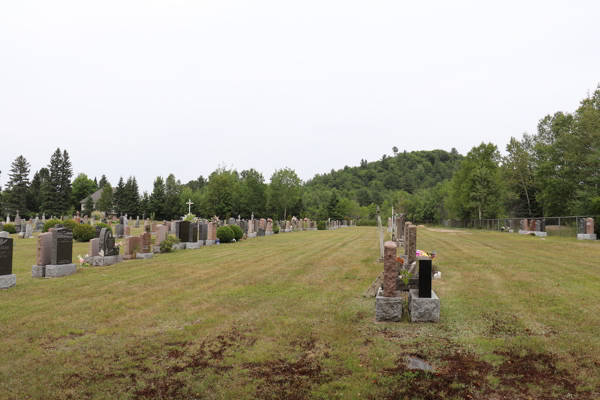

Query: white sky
[[1, 0, 599, 193]]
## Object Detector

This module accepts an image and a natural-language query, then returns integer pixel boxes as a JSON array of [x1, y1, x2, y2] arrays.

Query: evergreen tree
[[41, 149, 63, 216], [139, 191, 150, 218], [98, 175, 108, 188], [149, 176, 166, 219], [83, 195, 95, 214], [59, 150, 73, 214], [113, 177, 125, 215], [327, 192, 341, 220], [94, 177, 98, 188], [26, 168, 49, 214], [4, 155, 31, 215], [164, 174, 181, 219], [129, 176, 140, 216], [97, 184, 113, 214]]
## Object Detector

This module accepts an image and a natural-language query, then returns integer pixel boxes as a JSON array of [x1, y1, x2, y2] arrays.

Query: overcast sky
[[1, 0, 599, 193]]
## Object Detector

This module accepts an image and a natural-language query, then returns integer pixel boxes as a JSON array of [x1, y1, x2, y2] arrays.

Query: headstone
[[140, 232, 151, 254], [0, 237, 16, 289], [198, 222, 208, 242], [15, 211, 21, 226], [25, 224, 33, 238], [208, 222, 217, 240], [35, 222, 44, 231], [179, 221, 191, 243], [228, 217, 236, 226], [189, 222, 198, 242], [124, 226, 131, 236], [383, 241, 397, 297], [75, 211, 81, 224], [116, 224, 124, 238], [51, 227, 73, 265], [88, 238, 99, 257], [36, 233, 52, 266], [124, 236, 140, 256], [156, 225, 166, 247], [95, 225, 102, 238], [406, 225, 417, 266], [396, 214, 405, 242], [99, 228, 117, 256], [587, 218, 595, 234], [418, 257, 432, 298], [151, 222, 157, 233], [258, 228, 265, 237], [579, 218, 586, 234]]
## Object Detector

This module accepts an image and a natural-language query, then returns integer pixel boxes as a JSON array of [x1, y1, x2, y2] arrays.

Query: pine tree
[[164, 174, 181, 219], [97, 184, 113, 214], [4, 155, 31, 215], [139, 191, 150, 218], [126, 176, 140, 216], [113, 177, 125, 215], [84, 195, 95, 214], [59, 150, 73, 214], [41, 149, 63, 216], [149, 176, 165, 219], [94, 177, 98, 188], [26, 168, 49, 214], [98, 175, 108, 188]]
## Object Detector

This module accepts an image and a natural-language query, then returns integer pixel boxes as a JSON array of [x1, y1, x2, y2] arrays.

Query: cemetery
[[0, 217, 598, 399]]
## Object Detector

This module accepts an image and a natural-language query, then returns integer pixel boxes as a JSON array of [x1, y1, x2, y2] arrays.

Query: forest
[[1, 86, 599, 223]]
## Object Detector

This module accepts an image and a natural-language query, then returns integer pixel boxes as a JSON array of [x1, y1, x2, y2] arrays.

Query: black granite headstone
[[198, 223, 208, 241], [0, 237, 13, 275], [52, 227, 73, 265], [417, 256, 432, 298], [258, 228, 265, 237], [99, 228, 118, 256], [189, 222, 198, 242], [179, 221, 190, 243], [95, 225, 102, 238]]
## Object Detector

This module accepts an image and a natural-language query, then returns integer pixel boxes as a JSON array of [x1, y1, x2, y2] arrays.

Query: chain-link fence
[[413, 216, 599, 238]]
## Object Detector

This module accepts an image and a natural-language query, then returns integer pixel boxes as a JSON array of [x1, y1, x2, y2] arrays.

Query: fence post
[[558, 217, 561, 237]]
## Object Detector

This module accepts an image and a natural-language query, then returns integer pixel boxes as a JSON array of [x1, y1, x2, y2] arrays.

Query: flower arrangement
[[77, 255, 90, 267], [416, 250, 436, 259]]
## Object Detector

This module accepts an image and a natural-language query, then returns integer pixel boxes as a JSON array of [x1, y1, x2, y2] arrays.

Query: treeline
[[1, 86, 597, 222]]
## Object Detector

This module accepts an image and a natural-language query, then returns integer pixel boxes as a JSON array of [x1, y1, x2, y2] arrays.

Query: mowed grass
[[0, 227, 598, 399]]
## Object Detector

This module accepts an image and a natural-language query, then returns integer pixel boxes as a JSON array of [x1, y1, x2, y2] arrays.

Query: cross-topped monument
[[186, 199, 194, 214]]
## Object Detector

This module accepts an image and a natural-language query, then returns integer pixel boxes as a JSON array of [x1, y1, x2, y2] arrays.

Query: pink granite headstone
[[36, 232, 52, 266], [156, 225, 166, 246], [88, 238, 99, 257]]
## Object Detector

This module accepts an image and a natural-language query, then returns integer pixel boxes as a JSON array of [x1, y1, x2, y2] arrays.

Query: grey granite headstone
[[198, 223, 208, 241], [116, 224, 124, 238]]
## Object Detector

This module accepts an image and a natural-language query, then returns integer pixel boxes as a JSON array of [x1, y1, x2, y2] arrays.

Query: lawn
[[0, 226, 598, 399]]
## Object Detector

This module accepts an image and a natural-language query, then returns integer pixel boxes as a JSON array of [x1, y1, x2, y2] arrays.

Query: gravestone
[[156, 225, 166, 248], [375, 241, 402, 321], [51, 227, 73, 265], [119, 216, 124, 224], [140, 232, 152, 254], [179, 221, 191, 243], [124, 226, 131, 236], [0, 237, 16, 289], [258, 228, 265, 237], [32, 232, 52, 277], [189, 222, 198, 242], [124, 236, 140, 257], [579, 218, 586, 234], [405, 225, 417, 267], [88, 238, 99, 257], [396, 214, 405, 244], [99, 228, 117, 256], [25, 224, 33, 238], [174, 221, 180, 238], [408, 256, 439, 323], [116, 224, 124, 238], [198, 222, 208, 244], [151, 222, 157, 233], [95, 225, 102, 238], [35, 222, 44, 232], [228, 217, 236, 226], [206, 222, 217, 245]]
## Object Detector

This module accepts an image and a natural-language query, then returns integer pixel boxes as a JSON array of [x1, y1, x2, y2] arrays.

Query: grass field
[[1, 227, 599, 399]]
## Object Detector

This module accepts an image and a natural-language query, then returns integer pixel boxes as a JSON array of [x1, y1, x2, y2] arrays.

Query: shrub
[[357, 220, 377, 226], [63, 219, 77, 230], [91, 211, 104, 220], [73, 224, 95, 242], [230, 224, 243, 240], [273, 225, 280, 234], [42, 219, 63, 233], [94, 222, 112, 233], [317, 221, 325, 230], [2, 224, 16, 234], [160, 236, 180, 253], [184, 213, 196, 221], [217, 226, 234, 243]]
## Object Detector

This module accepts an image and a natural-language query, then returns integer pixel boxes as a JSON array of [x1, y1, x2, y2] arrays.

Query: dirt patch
[[427, 228, 472, 234], [62, 327, 255, 399], [243, 336, 338, 400], [369, 343, 596, 400]]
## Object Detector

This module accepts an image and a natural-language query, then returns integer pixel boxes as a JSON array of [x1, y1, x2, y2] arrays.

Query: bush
[[42, 219, 63, 233], [73, 224, 95, 242], [94, 223, 112, 233], [217, 226, 234, 243], [230, 224, 243, 240], [273, 225, 280, 234], [2, 224, 16, 234], [63, 219, 77, 230], [317, 221, 325, 230], [160, 236, 180, 253], [91, 211, 104, 220]]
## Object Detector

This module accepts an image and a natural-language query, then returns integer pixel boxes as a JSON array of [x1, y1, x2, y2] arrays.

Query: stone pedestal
[[45, 263, 77, 278], [136, 253, 153, 259], [265, 231, 274, 236], [32, 265, 46, 278], [172, 243, 187, 250], [534, 232, 548, 237], [83, 256, 123, 267], [577, 234, 597, 240], [0, 274, 16, 289], [247, 233, 257, 239], [186, 242, 201, 250], [408, 289, 440, 322], [375, 288, 403, 322]]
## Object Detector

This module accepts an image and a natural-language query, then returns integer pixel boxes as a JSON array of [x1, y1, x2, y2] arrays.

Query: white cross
[[186, 199, 194, 214]]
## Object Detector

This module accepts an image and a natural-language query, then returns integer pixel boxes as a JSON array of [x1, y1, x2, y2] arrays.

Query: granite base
[[247, 233, 256, 239], [0, 274, 16, 289], [136, 253, 153, 259], [172, 243, 187, 250], [375, 288, 403, 322], [186, 242, 201, 250], [45, 263, 77, 278], [265, 231, 274, 236], [577, 234, 597, 240], [408, 289, 440, 323], [205, 240, 216, 245], [32, 265, 46, 278]]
